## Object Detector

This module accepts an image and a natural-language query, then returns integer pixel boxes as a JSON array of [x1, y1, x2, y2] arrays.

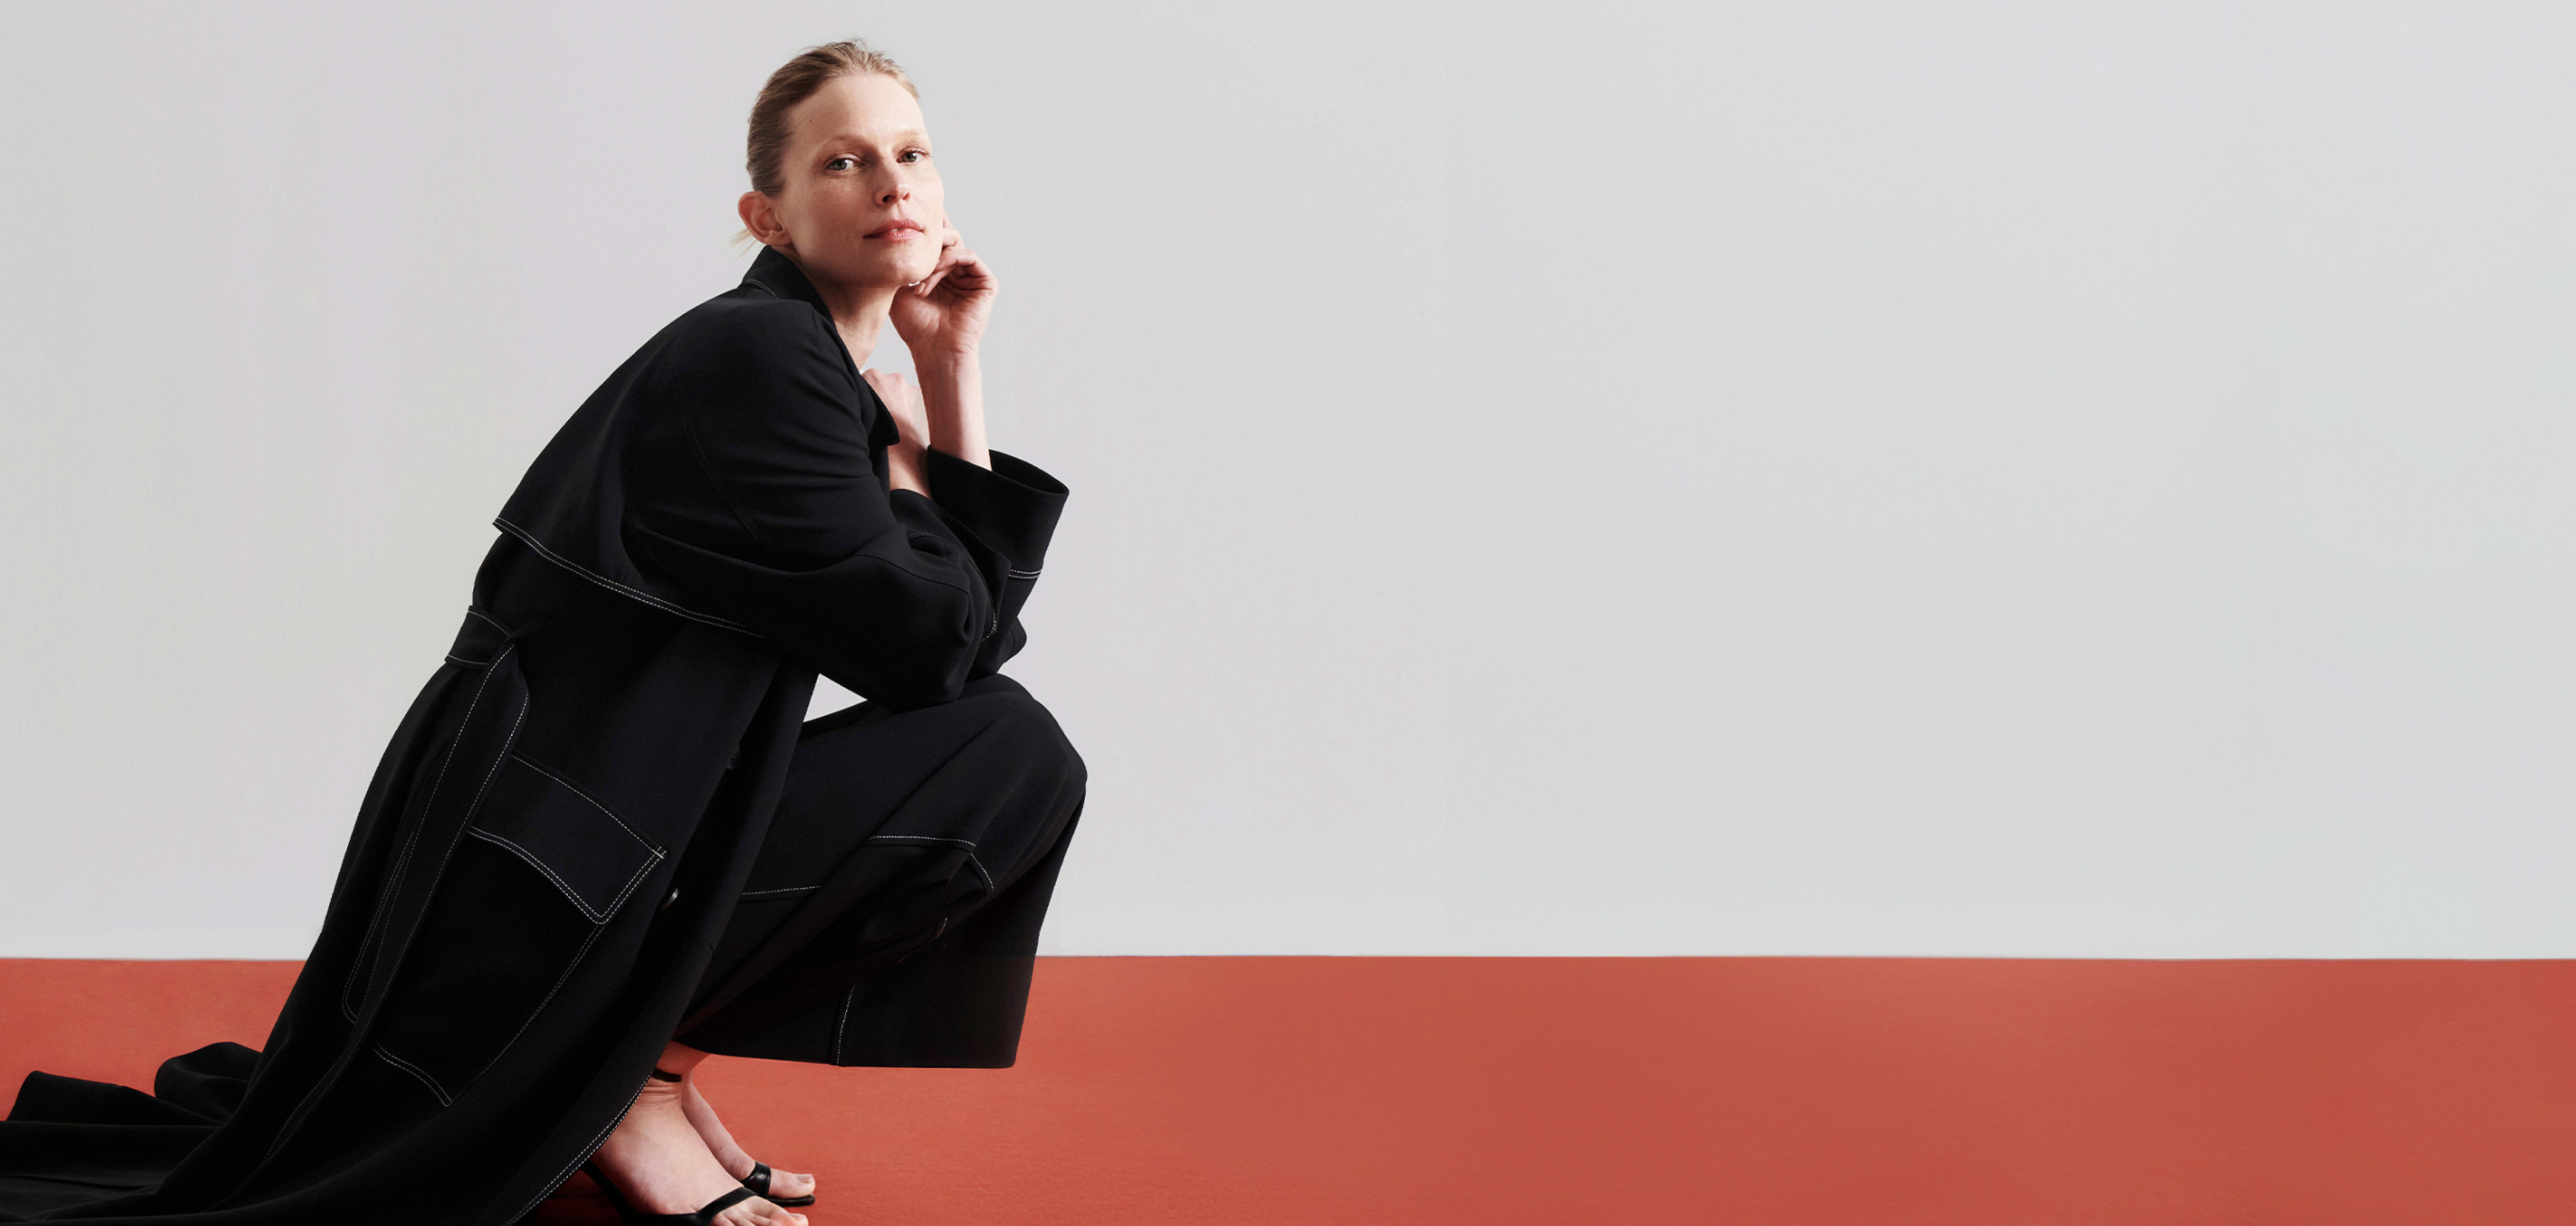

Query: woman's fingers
[[919, 244, 984, 298], [860, 368, 930, 445], [915, 220, 967, 296]]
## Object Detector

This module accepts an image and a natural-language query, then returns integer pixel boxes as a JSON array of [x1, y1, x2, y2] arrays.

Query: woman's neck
[[804, 276, 900, 365]]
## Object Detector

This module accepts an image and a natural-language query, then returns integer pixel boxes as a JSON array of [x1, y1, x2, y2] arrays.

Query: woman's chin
[[807, 247, 934, 295]]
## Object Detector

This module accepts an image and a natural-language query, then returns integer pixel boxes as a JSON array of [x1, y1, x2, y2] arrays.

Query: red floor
[[6, 956, 2576, 1223]]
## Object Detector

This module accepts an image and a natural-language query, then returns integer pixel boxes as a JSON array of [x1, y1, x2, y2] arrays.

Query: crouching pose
[[0, 39, 1085, 1226]]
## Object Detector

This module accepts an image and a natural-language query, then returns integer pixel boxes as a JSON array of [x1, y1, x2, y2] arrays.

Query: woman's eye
[[900, 149, 926, 163], [826, 156, 854, 171]]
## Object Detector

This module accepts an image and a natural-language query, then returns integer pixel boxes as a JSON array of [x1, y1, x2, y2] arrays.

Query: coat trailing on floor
[[0, 244, 1073, 1223]]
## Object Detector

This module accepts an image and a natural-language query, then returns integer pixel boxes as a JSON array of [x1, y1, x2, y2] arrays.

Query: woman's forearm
[[914, 350, 991, 470]]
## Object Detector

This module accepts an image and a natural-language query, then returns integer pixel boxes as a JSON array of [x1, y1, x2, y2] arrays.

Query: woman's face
[[745, 72, 945, 292]]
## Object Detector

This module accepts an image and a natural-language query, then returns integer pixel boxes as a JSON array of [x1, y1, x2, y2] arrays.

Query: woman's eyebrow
[[820, 128, 931, 145]]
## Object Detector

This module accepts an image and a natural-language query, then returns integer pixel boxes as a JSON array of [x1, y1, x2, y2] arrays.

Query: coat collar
[[741, 243, 832, 315], [488, 242, 898, 641], [736, 242, 904, 455]]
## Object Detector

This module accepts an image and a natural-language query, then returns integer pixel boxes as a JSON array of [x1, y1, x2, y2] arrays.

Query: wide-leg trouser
[[674, 673, 1086, 1068]]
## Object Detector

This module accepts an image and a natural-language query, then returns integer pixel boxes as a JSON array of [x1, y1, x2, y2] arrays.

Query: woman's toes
[[721, 1203, 801, 1226]]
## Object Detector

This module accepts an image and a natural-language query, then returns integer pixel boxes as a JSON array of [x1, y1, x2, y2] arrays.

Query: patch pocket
[[467, 754, 665, 920], [368, 756, 663, 1104]]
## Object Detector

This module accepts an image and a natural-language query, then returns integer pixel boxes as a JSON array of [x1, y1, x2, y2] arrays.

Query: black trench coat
[[0, 244, 1071, 1224]]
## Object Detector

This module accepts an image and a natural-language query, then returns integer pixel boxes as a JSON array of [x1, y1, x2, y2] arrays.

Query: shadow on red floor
[[6, 956, 2576, 1223]]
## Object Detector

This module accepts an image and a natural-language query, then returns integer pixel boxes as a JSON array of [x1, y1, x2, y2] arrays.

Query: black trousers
[[673, 673, 1086, 1068]]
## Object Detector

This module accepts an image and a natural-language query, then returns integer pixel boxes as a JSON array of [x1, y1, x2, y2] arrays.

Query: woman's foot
[[590, 1070, 805, 1225], [681, 1071, 819, 1203]]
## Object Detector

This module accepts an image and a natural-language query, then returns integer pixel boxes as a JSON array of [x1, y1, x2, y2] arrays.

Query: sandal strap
[[580, 1163, 761, 1225], [740, 1160, 815, 1207], [684, 1187, 757, 1224], [647, 1066, 686, 1083]]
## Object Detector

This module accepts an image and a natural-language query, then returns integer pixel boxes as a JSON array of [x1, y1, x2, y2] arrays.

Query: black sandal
[[737, 1164, 814, 1211], [587, 1164, 767, 1225], [738, 1161, 816, 1208], [647, 1065, 819, 1208]]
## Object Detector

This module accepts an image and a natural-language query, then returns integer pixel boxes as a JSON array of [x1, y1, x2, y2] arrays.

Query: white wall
[[2, 2, 2569, 959]]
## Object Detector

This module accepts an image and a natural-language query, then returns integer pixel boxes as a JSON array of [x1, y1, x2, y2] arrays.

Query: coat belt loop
[[451, 606, 552, 665]]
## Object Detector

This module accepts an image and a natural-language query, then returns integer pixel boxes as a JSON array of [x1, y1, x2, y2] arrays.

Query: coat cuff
[[923, 447, 1068, 571]]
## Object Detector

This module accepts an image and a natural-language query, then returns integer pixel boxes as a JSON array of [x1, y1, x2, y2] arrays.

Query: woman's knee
[[970, 683, 1084, 785]]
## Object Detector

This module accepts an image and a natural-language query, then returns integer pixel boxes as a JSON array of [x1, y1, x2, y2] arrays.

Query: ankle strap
[[647, 1066, 685, 1083]]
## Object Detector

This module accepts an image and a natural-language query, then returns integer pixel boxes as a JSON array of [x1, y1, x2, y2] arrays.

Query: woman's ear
[[737, 191, 785, 247]]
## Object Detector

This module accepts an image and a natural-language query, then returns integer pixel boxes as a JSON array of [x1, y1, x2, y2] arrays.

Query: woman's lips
[[867, 223, 923, 240]]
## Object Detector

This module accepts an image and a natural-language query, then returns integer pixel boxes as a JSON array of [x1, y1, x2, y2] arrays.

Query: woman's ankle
[[654, 1041, 713, 1081]]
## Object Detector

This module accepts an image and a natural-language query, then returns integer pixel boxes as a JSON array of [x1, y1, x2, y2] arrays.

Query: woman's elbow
[[840, 627, 984, 710], [851, 652, 975, 710]]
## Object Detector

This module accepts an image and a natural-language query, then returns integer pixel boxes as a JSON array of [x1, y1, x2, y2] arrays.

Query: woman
[[0, 39, 1084, 1226]]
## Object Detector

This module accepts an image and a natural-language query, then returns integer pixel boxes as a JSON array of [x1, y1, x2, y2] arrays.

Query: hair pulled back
[[733, 38, 918, 247]]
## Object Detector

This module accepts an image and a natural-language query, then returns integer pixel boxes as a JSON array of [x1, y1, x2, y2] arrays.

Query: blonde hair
[[730, 39, 920, 250]]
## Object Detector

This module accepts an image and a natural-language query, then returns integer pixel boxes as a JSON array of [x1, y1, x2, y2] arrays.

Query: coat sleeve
[[924, 445, 1069, 679], [622, 301, 1014, 709]]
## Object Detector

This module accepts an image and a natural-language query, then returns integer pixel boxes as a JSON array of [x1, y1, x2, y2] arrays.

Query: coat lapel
[[738, 244, 904, 454]]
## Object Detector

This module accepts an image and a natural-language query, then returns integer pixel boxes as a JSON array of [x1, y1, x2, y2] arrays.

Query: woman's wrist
[[913, 349, 991, 470], [912, 343, 978, 370], [886, 440, 930, 496]]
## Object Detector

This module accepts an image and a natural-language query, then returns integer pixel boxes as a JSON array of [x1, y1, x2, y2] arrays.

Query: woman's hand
[[861, 367, 932, 496], [888, 216, 994, 362]]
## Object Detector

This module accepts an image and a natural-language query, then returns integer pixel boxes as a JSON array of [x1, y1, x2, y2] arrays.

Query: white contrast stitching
[[491, 517, 757, 634], [343, 641, 517, 1022], [832, 986, 854, 1065], [506, 754, 663, 853], [304, 680, 526, 1162], [594, 845, 662, 918], [460, 702, 527, 839], [463, 826, 662, 924], [373, 1043, 455, 1106], [504, 1078, 639, 1226], [468, 917, 609, 1098], [463, 826, 603, 920]]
